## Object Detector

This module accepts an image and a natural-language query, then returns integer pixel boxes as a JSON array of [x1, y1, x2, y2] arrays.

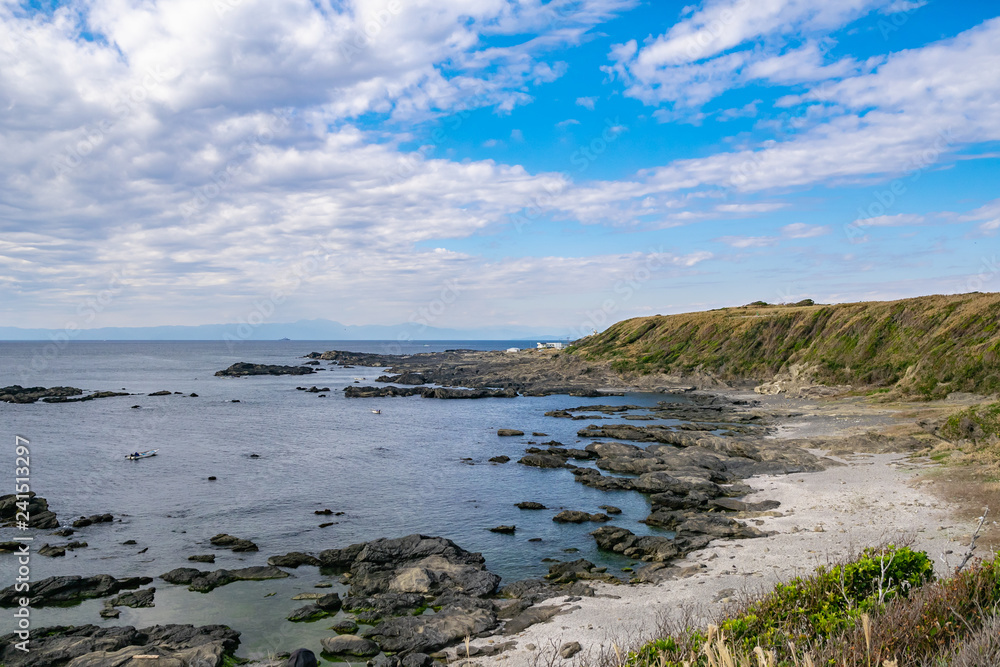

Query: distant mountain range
[[0, 318, 571, 342]]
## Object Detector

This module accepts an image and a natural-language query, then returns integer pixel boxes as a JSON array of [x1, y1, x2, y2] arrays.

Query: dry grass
[[573, 292, 1000, 399]]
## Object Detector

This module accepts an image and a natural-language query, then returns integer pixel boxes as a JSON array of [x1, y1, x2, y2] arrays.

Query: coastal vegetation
[[614, 546, 1000, 667], [571, 292, 1000, 399]]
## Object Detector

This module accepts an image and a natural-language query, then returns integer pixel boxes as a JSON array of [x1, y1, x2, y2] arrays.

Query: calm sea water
[[0, 341, 682, 656]]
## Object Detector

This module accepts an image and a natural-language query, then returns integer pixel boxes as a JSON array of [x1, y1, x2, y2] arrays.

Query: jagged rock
[[545, 559, 617, 584], [369, 603, 498, 654], [552, 511, 610, 524], [342, 593, 428, 619], [0, 574, 153, 607], [330, 619, 359, 634], [268, 552, 321, 568], [108, 587, 156, 608], [209, 534, 258, 552], [519, 454, 574, 469], [188, 554, 215, 563], [515, 502, 547, 510], [560, 641, 582, 658], [160, 566, 288, 593], [488, 455, 511, 463], [0, 492, 59, 529], [0, 623, 241, 667], [215, 363, 315, 377], [599, 505, 622, 514], [287, 604, 331, 622], [39, 544, 66, 557]]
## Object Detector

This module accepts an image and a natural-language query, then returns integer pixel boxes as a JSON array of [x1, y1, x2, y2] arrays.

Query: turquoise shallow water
[[0, 340, 684, 657]]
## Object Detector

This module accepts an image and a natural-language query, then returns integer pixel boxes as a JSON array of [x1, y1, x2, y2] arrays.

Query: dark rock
[[552, 511, 610, 524], [149, 390, 172, 396], [515, 502, 547, 510], [321, 635, 381, 657], [599, 505, 622, 514], [160, 565, 288, 593], [497, 429, 524, 437], [0, 492, 59, 529], [560, 641, 582, 658], [317, 592, 342, 611], [489, 455, 511, 463], [39, 544, 66, 557], [268, 552, 321, 568], [0, 574, 153, 607], [188, 554, 216, 563], [0, 385, 85, 403], [369, 604, 498, 654], [288, 604, 331, 622], [108, 587, 156, 608], [489, 525, 516, 534], [519, 454, 574, 469], [215, 362, 316, 377], [331, 619, 359, 634], [210, 533, 258, 552], [287, 648, 319, 667]]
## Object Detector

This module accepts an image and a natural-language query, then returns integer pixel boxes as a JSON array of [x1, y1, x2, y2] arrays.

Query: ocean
[[0, 340, 680, 656]]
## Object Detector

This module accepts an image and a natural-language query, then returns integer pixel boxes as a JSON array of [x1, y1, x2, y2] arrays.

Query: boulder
[[515, 502, 547, 510], [320, 635, 380, 657], [268, 552, 321, 568], [209, 534, 258, 552], [370, 603, 498, 654], [497, 429, 524, 437]]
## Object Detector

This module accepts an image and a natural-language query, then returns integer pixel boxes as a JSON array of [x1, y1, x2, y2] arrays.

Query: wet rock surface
[[159, 566, 289, 593], [0, 492, 59, 529], [0, 574, 154, 607], [0, 623, 240, 667], [215, 363, 316, 377], [344, 385, 518, 399]]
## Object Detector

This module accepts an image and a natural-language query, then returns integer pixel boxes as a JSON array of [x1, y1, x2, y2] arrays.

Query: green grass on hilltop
[[571, 293, 1000, 399]]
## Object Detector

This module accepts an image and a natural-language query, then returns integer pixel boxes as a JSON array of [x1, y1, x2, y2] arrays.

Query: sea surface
[[0, 340, 685, 656]]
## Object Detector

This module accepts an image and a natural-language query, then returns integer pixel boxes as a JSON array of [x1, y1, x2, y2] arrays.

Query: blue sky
[[2, 0, 999, 336]]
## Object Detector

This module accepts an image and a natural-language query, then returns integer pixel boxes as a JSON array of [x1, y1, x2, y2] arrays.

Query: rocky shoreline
[[2, 348, 979, 666]]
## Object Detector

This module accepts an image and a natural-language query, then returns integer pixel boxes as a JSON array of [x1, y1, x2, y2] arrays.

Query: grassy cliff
[[571, 293, 1000, 398]]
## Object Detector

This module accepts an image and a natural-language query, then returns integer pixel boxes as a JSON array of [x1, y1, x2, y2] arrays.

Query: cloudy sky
[[3, 0, 999, 334]]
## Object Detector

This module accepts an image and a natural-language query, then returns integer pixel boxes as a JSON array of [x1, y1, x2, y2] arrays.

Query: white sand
[[462, 451, 975, 666]]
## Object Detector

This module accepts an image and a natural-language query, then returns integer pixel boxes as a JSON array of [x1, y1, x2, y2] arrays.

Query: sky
[[2, 0, 999, 337]]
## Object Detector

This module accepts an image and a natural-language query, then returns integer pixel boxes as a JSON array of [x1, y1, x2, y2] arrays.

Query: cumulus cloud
[[603, 0, 894, 110]]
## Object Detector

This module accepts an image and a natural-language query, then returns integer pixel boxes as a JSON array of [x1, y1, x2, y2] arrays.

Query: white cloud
[[575, 96, 598, 109], [715, 235, 778, 248], [604, 0, 891, 109], [855, 214, 924, 227], [556, 118, 581, 128], [782, 222, 830, 238]]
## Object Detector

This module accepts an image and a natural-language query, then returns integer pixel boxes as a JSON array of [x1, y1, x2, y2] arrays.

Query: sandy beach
[[467, 445, 977, 666]]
